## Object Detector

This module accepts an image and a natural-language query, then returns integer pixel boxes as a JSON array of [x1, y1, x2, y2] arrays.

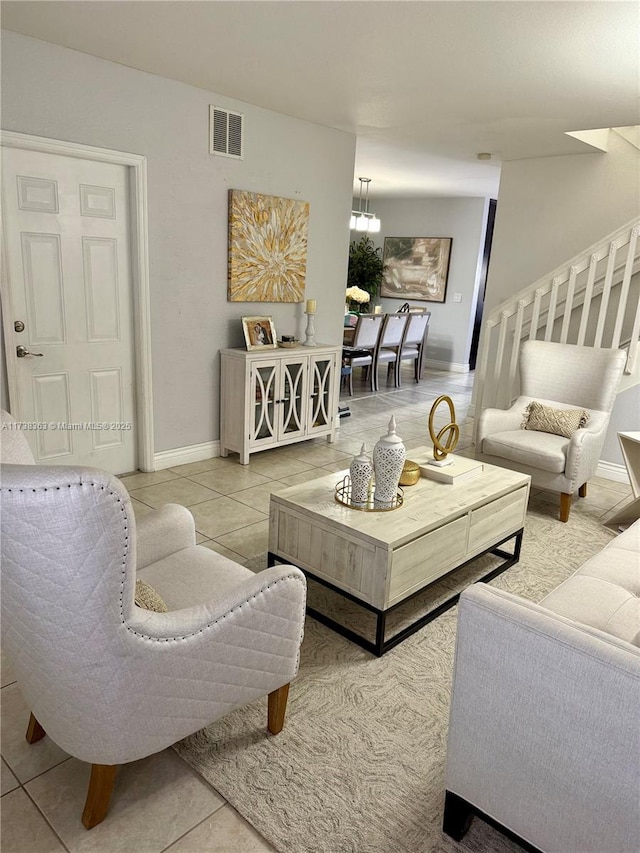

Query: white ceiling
[[2, 1, 639, 199]]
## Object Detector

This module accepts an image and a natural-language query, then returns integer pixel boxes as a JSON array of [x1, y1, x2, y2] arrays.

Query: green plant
[[347, 235, 384, 301]]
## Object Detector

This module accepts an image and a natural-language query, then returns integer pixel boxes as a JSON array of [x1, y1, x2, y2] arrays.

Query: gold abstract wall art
[[228, 189, 309, 302]]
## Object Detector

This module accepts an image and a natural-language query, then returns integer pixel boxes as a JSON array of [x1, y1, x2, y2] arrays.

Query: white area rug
[[175, 502, 614, 853]]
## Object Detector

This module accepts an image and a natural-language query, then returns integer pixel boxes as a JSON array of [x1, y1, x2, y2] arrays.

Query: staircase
[[474, 218, 640, 430]]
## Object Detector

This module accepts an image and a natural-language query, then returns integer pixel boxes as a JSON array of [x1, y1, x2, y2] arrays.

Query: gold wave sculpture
[[428, 394, 459, 461]]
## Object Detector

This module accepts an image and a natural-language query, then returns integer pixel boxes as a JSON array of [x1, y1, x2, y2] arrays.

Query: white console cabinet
[[220, 345, 341, 464]]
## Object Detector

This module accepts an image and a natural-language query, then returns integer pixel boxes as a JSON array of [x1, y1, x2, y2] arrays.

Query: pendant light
[[350, 178, 381, 233]]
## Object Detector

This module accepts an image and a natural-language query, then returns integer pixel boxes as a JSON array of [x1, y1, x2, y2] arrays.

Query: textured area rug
[[174, 504, 614, 853]]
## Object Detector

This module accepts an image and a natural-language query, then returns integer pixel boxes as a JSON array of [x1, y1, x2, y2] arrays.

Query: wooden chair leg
[[267, 683, 290, 735], [82, 764, 118, 829], [26, 713, 46, 744], [559, 492, 572, 523], [579, 483, 587, 498]]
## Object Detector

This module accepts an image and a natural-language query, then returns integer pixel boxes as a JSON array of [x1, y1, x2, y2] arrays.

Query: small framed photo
[[242, 316, 277, 351]]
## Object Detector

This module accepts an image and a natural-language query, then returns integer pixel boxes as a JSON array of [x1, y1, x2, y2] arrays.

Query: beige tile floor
[[1, 368, 633, 853]]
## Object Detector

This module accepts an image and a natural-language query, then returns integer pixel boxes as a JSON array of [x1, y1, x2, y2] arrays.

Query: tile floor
[[1, 367, 633, 852]]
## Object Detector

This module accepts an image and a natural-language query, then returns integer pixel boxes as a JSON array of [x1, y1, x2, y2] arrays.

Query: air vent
[[210, 106, 244, 159]]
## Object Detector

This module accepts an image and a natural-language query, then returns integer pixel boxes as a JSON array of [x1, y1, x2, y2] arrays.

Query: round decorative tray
[[277, 340, 299, 348], [334, 478, 403, 512]]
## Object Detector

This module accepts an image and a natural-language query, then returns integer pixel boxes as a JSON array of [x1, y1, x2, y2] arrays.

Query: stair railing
[[474, 218, 640, 426]]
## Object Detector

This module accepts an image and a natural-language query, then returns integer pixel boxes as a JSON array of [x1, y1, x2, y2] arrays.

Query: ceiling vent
[[210, 106, 244, 159]]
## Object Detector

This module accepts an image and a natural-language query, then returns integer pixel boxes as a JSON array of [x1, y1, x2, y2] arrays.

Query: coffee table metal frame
[[269, 527, 523, 657]]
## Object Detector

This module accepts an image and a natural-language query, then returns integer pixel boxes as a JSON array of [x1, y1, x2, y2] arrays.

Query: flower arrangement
[[345, 285, 371, 313]]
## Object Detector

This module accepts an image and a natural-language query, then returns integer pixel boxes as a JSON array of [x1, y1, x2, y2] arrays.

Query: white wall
[[486, 131, 640, 313], [365, 196, 490, 371], [483, 133, 640, 469], [1, 31, 356, 453]]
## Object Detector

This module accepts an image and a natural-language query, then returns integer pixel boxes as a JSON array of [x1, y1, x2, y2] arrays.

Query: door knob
[[16, 345, 44, 358]]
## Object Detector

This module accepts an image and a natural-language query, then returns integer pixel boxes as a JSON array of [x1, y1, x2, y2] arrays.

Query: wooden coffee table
[[268, 448, 531, 655]]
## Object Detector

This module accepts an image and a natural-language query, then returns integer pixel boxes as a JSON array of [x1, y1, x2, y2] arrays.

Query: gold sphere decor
[[428, 395, 459, 462], [399, 460, 421, 486]]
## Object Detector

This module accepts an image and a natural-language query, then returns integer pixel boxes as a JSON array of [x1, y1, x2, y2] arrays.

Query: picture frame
[[381, 237, 453, 303], [242, 316, 277, 351]]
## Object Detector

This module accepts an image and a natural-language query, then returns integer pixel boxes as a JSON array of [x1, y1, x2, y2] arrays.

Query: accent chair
[[0, 411, 306, 829], [476, 341, 626, 522]]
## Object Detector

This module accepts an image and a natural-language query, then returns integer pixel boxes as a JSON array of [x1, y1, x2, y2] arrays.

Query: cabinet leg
[[220, 447, 228, 458], [240, 450, 249, 465]]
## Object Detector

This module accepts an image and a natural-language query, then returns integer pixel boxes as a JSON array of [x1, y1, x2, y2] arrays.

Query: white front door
[[2, 146, 136, 474]]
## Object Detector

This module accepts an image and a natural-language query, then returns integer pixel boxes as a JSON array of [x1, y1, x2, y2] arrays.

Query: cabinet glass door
[[251, 363, 277, 446], [307, 354, 336, 435], [279, 358, 307, 440]]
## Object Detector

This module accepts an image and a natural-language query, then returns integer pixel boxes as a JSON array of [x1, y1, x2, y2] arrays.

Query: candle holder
[[303, 309, 317, 347]]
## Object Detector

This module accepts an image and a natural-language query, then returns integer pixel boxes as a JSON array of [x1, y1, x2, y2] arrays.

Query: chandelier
[[349, 177, 381, 233]]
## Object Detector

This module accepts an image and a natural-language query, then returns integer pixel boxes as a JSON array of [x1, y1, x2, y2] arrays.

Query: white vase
[[350, 443, 373, 504], [373, 415, 406, 505]]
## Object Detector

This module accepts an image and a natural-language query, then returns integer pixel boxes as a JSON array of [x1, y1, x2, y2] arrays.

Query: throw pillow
[[521, 401, 590, 439], [134, 580, 168, 612]]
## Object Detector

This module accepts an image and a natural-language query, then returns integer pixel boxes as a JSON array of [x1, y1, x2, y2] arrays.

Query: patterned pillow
[[521, 401, 590, 438], [134, 580, 168, 612]]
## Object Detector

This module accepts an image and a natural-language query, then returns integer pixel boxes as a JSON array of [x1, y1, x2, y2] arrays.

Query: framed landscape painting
[[381, 237, 452, 303]]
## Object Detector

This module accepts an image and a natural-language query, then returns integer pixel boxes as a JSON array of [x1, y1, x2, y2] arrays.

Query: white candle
[[306, 299, 317, 313], [374, 305, 382, 314]]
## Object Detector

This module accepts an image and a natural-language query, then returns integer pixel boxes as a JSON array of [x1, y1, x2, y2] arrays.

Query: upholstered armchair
[[0, 425, 306, 829], [476, 341, 626, 522]]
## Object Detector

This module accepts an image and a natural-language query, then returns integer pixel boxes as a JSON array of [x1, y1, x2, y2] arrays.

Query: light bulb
[[349, 213, 357, 230], [368, 216, 381, 233], [355, 215, 368, 232]]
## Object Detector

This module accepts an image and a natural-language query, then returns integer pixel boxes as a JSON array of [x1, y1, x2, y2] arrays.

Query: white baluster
[[577, 254, 598, 346], [612, 227, 638, 348], [508, 300, 526, 399], [560, 266, 578, 344], [594, 242, 618, 347], [494, 312, 509, 407], [625, 290, 640, 374], [529, 288, 545, 341], [545, 277, 562, 341], [472, 322, 494, 443]]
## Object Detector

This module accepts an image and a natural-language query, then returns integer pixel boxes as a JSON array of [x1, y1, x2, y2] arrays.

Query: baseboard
[[595, 459, 630, 485], [424, 359, 470, 373], [154, 440, 220, 470]]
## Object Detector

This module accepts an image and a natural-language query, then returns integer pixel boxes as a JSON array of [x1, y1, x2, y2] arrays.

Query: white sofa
[[444, 520, 640, 853]]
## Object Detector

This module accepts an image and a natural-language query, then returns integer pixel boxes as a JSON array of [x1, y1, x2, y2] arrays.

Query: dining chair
[[373, 313, 410, 390], [395, 311, 431, 384], [346, 313, 385, 394]]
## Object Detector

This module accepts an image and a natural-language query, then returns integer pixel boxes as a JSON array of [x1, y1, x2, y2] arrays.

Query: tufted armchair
[[0, 415, 306, 829], [476, 341, 626, 522]]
